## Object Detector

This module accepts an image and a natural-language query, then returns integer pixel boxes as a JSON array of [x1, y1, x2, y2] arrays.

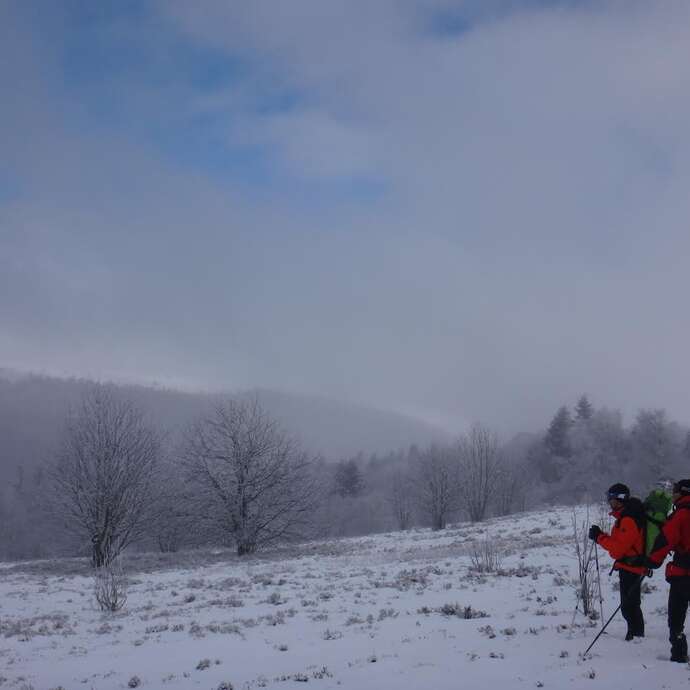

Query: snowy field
[[2, 506, 689, 690]]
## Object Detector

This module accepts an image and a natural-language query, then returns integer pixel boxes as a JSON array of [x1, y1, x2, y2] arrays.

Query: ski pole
[[582, 574, 645, 659]]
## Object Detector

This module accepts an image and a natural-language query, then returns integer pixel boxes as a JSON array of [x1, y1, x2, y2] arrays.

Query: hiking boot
[[625, 630, 634, 641], [670, 633, 688, 662]]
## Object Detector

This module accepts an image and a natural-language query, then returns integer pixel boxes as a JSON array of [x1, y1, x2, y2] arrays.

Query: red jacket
[[649, 495, 690, 580], [596, 508, 647, 575]]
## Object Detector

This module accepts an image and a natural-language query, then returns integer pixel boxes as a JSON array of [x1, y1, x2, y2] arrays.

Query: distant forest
[[1, 373, 688, 561]]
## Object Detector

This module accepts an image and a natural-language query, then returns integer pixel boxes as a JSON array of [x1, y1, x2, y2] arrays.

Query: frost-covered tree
[[575, 395, 593, 421], [492, 457, 529, 516], [333, 459, 364, 497], [49, 387, 161, 566], [544, 405, 573, 459], [388, 470, 415, 530], [151, 465, 194, 553], [182, 398, 319, 555], [630, 409, 675, 483], [458, 424, 502, 522], [415, 445, 460, 530]]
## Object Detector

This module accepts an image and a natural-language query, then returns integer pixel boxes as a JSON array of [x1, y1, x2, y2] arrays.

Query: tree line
[[530, 394, 690, 503], [1, 388, 688, 563]]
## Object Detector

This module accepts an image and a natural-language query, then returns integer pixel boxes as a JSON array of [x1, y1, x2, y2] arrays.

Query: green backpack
[[643, 489, 673, 554]]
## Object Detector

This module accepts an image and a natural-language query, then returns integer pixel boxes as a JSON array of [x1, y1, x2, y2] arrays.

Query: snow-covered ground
[[1, 506, 689, 690]]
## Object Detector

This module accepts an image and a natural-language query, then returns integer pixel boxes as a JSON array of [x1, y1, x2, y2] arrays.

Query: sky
[[2, 0, 690, 435]]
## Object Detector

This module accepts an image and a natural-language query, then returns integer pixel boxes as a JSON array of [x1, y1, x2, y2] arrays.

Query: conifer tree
[[544, 405, 573, 458], [575, 394, 593, 421], [333, 459, 365, 498]]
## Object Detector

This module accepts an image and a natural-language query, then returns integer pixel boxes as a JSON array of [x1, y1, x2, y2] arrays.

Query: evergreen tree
[[575, 395, 593, 421], [333, 459, 365, 498], [544, 405, 573, 458]]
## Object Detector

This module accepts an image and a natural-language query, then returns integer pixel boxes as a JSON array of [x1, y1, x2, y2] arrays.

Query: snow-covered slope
[[1, 506, 688, 689]]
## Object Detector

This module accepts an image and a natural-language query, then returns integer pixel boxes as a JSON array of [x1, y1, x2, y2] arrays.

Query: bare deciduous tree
[[493, 457, 529, 516], [181, 398, 319, 555], [388, 470, 414, 530], [458, 424, 502, 522], [416, 445, 460, 530], [49, 387, 161, 566], [152, 472, 194, 553], [571, 507, 602, 621], [469, 532, 504, 573], [93, 555, 128, 612]]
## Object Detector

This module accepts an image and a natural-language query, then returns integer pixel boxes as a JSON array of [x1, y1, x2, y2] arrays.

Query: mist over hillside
[[2, 366, 690, 564], [0, 369, 450, 482]]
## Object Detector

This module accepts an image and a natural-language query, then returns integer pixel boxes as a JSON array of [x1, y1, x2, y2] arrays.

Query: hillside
[[1, 506, 687, 689], [0, 371, 450, 481]]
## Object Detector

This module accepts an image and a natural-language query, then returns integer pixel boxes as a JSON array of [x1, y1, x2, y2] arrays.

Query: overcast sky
[[2, 0, 690, 434]]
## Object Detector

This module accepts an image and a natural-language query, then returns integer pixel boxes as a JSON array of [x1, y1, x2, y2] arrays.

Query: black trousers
[[619, 569, 644, 635], [668, 577, 690, 640]]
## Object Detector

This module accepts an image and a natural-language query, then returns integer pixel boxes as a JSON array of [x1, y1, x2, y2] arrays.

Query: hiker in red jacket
[[647, 479, 690, 663], [589, 483, 647, 641]]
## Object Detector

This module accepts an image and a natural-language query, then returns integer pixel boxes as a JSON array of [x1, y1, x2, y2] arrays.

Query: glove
[[588, 525, 602, 541]]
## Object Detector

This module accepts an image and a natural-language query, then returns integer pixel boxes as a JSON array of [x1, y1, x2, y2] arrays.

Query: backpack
[[643, 489, 673, 555], [622, 497, 646, 527]]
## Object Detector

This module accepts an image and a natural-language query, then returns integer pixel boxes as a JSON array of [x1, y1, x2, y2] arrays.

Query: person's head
[[606, 483, 630, 510], [672, 480, 690, 503]]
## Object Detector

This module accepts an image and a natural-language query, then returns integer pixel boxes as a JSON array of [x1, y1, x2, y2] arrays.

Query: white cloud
[[3, 1, 690, 433]]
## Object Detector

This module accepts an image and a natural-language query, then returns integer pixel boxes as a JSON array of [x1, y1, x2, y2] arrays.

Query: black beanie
[[607, 483, 630, 500], [673, 479, 690, 495]]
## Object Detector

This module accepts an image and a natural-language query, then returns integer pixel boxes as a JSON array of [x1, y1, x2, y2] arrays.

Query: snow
[[1, 506, 689, 689]]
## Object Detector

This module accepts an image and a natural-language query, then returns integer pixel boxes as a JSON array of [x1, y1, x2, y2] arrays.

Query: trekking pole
[[582, 602, 622, 658], [594, 544, 604, 625], [581, 574, 645, 659]]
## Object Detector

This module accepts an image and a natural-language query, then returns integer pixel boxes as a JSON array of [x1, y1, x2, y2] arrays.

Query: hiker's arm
[[597, 517, 638, 559]]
